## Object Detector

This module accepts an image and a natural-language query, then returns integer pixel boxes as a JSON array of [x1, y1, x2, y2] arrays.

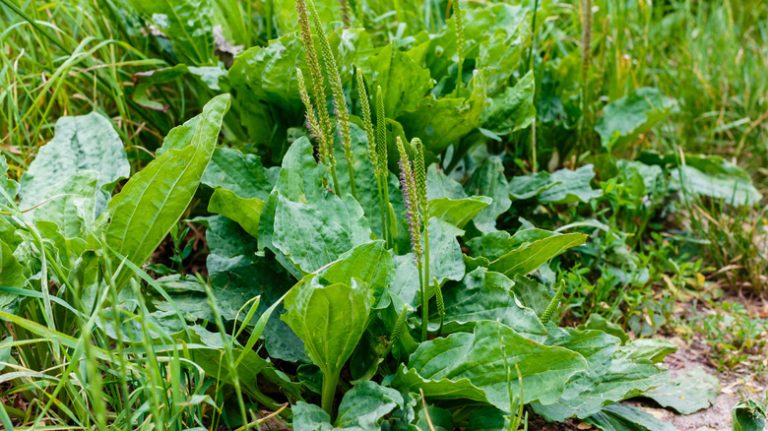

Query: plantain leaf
[[271, 193, 372, 274], [202, 147, 275, 201], [400, 72, 488, 152], [672, 165, 762, 206], [440, 267, 546, 338], [282, 278, 371, 382], [428, 196, 492, 229], [481, 71, 536, 135], [0, 240, 25, 311], [586, 404, 677, 431], [20, 112, 128, 215], [390, 218, 466, 310], [487, 232, 587, 276], [732, 400, 766, 431], [642, 367, 719, 415], [335, 381, 405, 430], [106, 94, 230, 276], [508, 165, 602, 204], [207, 188, 265, 238], [595, 88, 677, 151], [465, 156, 512, 232], [533, 329, 675, 421], [0, 155, 19, 205], [390, 320, 587, 410], [357, 43, 433, 118]]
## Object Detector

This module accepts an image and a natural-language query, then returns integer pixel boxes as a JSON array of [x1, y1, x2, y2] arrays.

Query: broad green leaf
[[400, 73, 487, 152], [33, 172, 100, 240], [465, 156, 512, 232], [207, 188, 265, 238], [229, 32, 304, 114], [466, 4, 531, 95], [273, 136, 328, 202], [425, 164, 492, 228], [642, 367, 719, 415], [586, 404, 677, 431], [391, 320, 587, 410], [440, 267, 546, 339], [488, 232, 587, 276], [292, 402, 334, 431], [595, 88, 677, 151], [508, 171, 554, 200], [616, 160, 664, 196], [414, 405, 453, 431], [672, 165, 761, 206], [428, 196, 491, 229], [357, 44, 433, 118], [512, 274, 552, 316], [282, 279, 371, 381], [508, 166, 603, 204], [333, 122, 391, 238], [335, 381, 404, 429], [468, 229, 551, 262], [271, 193, 372, 274], [269, 240, 393, 362], [202, 147, 275, 201], [732, 400, 766, 431], [481, 71, 536, 135], [202, 216, 303, 362], [186, 326, 291, 400], [106, 94, 230, 276], [20, 112, 128, 213], [318, 241, 394, 309], [532, 329, 675, 421], [539, 165, 602, 204], [639, 152, 762, 205], [427, 164, 467, 201], [390, 218, 466, 310], [0, 155, 18, 205], [0, 240, 25, 310]]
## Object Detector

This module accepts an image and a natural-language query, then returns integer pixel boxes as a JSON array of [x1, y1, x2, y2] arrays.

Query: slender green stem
[[376, 175, 389, 241], [321, 371, 340, 417], [347, 161, 358, 198], [330, 166, 341, 195], [417, 260, 427, 341], [421, 224, 430, 341], [381, 175, 392, 247]]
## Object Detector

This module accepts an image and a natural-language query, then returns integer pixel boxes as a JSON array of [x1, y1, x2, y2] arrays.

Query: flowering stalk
[[433, 277, 445, 335], [297, 68, 326, 157], [452, 0, 465, 97], [296, 0, 339, 194], [397, 137, 430, 341], [396, 138, 421, 262], [338, 0, 351, 27], [376, 86, 392, 247], [309, 0, 357, 199], [412, 138, 430, 339], [356, 69, 389, 243]]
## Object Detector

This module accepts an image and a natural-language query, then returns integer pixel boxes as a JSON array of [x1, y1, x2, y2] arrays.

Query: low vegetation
[[0, 0, 766, 430]]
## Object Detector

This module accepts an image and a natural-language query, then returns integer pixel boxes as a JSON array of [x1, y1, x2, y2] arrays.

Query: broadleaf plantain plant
[[2, 0, 749, 429]]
